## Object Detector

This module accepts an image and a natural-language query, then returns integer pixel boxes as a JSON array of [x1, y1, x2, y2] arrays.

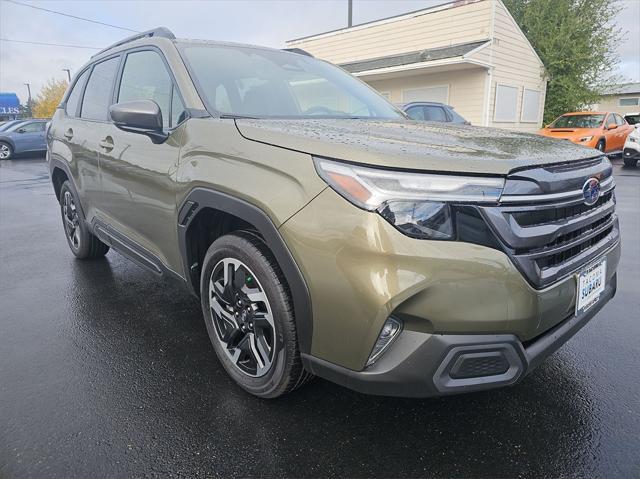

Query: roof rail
[[282, 47, 314, 57], [92, 27, 176, 58]]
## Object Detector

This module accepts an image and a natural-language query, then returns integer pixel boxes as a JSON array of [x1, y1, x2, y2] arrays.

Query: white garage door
[[402, 85, 449, 104]]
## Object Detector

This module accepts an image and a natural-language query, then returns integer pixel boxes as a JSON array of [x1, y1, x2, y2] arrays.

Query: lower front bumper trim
[[302, 274, 616, 398]]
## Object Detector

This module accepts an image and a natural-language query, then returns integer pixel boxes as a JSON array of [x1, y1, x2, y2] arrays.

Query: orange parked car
[[539, 111, 633, 154]]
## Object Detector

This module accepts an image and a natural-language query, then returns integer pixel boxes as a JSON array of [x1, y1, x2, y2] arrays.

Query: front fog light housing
[[366, 317, 402, 367]]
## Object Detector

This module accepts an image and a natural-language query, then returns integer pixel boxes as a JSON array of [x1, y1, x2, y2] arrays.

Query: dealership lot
[[1, 156, 639, 478]]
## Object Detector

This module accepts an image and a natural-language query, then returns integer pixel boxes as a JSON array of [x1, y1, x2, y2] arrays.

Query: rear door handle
[[99, 136, 114, 151], [63, 128, 73, 140]]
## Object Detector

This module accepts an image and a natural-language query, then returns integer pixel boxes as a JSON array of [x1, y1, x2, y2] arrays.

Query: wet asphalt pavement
[[1, 156, 639, 478]]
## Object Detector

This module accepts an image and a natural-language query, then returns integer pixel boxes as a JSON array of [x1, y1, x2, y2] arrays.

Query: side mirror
[[109, 100, 168, 143], [607, 123, 617, 130]]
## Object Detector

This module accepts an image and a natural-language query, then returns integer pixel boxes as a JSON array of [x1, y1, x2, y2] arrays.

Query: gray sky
[[1, 0, 638, 103]]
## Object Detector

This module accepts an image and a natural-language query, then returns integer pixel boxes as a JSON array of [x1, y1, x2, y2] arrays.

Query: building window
[[402, 85, 449, 104], [521, 88, 541, 123], [494, 84, 519, 122], [619, 97, 639, 107]]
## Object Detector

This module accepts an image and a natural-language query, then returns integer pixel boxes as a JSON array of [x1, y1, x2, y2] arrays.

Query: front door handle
[[63, 128, 73, 140], [99, 136, 114, 151]]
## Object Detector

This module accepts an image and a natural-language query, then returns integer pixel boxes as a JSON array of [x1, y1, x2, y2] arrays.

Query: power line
[[0, 38, 101, 49], [5, 0, 140, 33]]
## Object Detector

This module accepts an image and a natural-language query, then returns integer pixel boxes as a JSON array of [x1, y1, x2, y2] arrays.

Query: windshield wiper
[[219, 114, 260, 120]]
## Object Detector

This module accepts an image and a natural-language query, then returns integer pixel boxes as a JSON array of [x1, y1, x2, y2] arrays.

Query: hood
[[539, 127, 598, 140], [235, 119, 600, 175]]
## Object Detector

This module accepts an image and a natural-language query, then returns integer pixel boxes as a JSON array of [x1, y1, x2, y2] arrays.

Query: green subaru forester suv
[[47, 28, 620, 398]]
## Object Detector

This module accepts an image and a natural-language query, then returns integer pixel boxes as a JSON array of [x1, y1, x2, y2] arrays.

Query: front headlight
[[313, 157, 505, 240], [578, 136, 594, 142]]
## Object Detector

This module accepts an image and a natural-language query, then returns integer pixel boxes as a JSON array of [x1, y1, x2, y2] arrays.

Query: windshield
[[550, 114, 605, 129], [179, 43, 402, 119], [624, 114, 640, 125], [0, 120, 23, 132]]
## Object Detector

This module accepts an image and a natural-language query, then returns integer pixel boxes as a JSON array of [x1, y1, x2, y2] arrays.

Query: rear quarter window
[[65, 69, 90, 117]]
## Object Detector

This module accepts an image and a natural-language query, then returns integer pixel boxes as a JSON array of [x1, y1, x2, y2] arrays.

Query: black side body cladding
[[48, 158, 86, 219], [177, 187, 313, 354]]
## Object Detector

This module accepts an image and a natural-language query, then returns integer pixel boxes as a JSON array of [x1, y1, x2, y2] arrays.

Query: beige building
[[596, 83, 640, 116], [287, 0, 547, 132]]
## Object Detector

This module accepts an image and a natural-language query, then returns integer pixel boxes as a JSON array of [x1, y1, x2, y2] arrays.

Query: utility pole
[[348, 0, 353, 27], [62, 69, 71, 82], [24, 83, 32, 118]]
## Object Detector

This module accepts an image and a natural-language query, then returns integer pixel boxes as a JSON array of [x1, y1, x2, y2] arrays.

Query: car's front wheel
[[623, 157, 638, 167], [0, 142, 13, 160], [200, 232, 312, 398], [59, 181, 110, 259]]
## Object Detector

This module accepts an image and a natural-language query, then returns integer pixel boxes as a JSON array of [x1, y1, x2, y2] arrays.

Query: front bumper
[[302, 274, 617, 397]]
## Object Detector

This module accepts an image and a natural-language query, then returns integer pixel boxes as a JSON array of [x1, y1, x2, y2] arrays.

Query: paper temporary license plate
[[575, 258, 606, 315]]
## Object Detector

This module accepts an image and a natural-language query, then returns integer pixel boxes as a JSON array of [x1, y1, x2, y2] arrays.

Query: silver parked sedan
[[0, 119, 48, 160]]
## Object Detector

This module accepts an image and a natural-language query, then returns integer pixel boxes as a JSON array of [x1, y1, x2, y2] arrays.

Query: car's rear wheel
[[200, 232, 312, 398], [596, 139, 606, 152], [0, 142, 13, 160], [59, 181, 110, 259]]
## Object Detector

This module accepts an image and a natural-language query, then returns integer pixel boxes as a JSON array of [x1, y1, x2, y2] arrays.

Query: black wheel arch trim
[[48, 157, 87, 221], [178, 187, 313, 354]]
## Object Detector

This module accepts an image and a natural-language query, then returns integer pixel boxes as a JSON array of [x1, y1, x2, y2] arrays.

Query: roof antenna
[[348, 0, 353, 27]]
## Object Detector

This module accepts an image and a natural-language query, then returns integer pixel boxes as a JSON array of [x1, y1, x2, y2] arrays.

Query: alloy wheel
[[209, 258, 275, 377], [0, 144, 11, 159], [62, 191, 80, 249]]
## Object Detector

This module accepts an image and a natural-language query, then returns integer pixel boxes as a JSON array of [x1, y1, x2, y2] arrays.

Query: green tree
[[503, 0, 623, 124], [32, 78, 68, 119]]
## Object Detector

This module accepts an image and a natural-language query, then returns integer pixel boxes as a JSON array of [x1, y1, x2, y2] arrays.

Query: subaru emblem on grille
[[582, 178, 601, 206]]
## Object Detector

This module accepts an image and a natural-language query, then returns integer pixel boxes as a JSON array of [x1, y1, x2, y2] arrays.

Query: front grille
[[515, 213, 613, 255], [478, 156, 619, 289], [536, 225, 614, 270], [512, 191, 612, 227]]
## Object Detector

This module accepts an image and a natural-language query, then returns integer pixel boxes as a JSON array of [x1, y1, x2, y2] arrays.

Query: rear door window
[[423, 106, 448, 122], [81, 57, 120, 121], [65, 69, 90, 117]]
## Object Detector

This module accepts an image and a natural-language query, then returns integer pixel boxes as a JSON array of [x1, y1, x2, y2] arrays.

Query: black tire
[[0, 141, 13, 160], [200, 232, 312, 398], [596, 139, 606, 152], [623, 158, 638, 167], [59, 181, 110, 259]]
